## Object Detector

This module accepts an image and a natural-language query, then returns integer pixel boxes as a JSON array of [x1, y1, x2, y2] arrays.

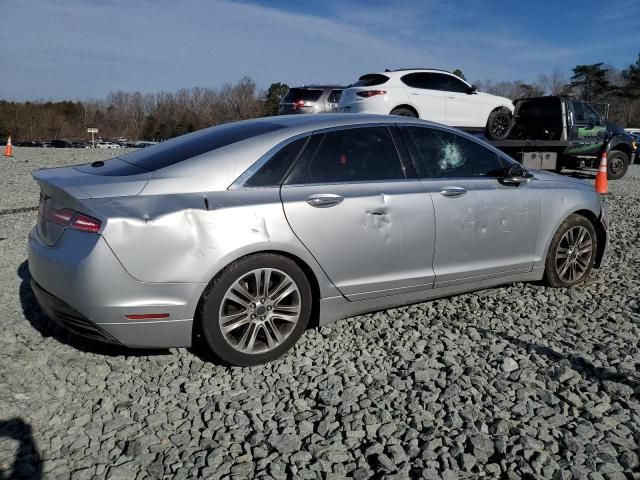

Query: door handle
[[447, 96, 455, 99], [439, 187, 467, 198], [306, 194, 344, 208]]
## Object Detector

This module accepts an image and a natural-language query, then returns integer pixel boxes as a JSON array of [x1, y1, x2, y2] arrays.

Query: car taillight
[[71, 213, 102, 233], [46, 208, 75, 226], [46, 207, 101, 233], [292, 99, 306, 110], [357, 90, 386, 98]]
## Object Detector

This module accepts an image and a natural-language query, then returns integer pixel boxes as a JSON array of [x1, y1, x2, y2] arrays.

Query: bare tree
[[538, 69, 567, 95]]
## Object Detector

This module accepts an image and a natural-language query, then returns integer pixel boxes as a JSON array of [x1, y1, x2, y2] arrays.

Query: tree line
[[1, 54, 639, 142]]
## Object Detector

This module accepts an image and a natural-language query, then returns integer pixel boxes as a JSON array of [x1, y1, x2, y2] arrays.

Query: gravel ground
[[1, 148, 639, 479]]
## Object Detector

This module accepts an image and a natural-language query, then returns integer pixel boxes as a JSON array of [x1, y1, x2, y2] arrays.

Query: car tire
[[390, 107, 417, 118], [606, 150, 628, 180], [544, 214, 597, 288], [485, 108, 513, 140], [199, 253, 312, 366]]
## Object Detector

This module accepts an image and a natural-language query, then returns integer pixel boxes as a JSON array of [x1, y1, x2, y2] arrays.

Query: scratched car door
[[280, 125, 436, 300], [401, 125, 541, 287]]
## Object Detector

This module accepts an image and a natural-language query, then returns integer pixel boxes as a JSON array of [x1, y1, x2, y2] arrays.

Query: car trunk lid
[[32, 161, 152, 246]]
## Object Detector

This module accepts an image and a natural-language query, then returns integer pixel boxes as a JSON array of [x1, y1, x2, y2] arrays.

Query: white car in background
[[339, 69, 515, 139], [95, 141, 122, 149]]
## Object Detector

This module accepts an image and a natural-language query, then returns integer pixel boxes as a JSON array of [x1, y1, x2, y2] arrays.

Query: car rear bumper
[[28, 227, 201, 348]]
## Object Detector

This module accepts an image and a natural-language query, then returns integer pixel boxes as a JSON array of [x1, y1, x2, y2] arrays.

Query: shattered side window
[[403, 127, 504, 178]]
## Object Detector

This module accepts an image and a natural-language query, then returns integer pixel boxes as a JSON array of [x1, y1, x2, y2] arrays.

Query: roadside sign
[[87, 128, 98, 148]]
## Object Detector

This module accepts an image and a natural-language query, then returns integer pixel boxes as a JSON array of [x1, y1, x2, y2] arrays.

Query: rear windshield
[[283, 88, 323, 102], [351, 74, 390, 87], [118, 121, 284, 171]]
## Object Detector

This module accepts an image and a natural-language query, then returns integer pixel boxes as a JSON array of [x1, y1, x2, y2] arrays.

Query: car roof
[[143, 113, 514, 195], [266, 113, 433, 132], [289, 85, 346, 90], [385, 68, 452, 73]]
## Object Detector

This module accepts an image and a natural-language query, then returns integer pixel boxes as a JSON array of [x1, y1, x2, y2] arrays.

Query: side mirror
[[501, 164, 532, 185], [468, 85, 478, 94]]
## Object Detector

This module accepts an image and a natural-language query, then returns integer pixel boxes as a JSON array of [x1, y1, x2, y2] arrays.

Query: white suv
[[339, 69, 515, 139]]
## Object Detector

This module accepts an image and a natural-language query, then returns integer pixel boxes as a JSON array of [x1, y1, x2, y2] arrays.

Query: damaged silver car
[[28, 114, 608, 365]]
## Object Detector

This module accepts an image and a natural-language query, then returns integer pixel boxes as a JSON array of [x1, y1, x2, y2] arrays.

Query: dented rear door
[[280, 126, 436, 301]]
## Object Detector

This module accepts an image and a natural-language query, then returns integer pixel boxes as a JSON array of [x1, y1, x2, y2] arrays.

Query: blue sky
[[1, 0, 639, 100]]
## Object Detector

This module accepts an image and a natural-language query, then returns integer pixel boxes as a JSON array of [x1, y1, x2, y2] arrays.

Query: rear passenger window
[[401, 73, 436, 89], [404, 127, 504, 178], [286, 127, 405, 184], [245, 137, 307, 187]]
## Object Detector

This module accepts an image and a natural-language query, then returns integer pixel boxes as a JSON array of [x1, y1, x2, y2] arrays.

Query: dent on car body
[[93, 190, 337, 301]]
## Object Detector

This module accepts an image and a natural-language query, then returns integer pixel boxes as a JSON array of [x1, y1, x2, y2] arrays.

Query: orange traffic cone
[[594, 150, 608, 194], [3, 136, 13, 157]]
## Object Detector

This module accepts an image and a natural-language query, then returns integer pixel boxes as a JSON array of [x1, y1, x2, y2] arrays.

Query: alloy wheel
[[491, 113, 510, 137], [219, 268, 301, 354], [555, 226, 593, 283]]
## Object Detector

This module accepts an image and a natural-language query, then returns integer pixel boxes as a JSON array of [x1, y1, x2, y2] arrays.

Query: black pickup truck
[[483, 96, 637, 180]]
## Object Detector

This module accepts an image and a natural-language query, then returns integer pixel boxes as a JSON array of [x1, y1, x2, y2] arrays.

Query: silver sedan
[[28, 114, 608, 365]]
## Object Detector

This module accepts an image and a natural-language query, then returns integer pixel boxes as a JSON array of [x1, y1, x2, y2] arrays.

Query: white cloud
[[0, 0, 636, 100]]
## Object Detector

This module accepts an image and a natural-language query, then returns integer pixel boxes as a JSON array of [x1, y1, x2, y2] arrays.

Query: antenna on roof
[[384, 69, 391, 72]]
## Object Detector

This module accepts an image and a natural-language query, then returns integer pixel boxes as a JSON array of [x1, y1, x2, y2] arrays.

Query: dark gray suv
[[279, 86, 345, 114]]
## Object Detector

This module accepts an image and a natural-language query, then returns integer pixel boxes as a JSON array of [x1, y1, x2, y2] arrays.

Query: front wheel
[[607, 150, 629, 180], [199, 254, 312, 366], [544, 214, 597, 288], [485, 108, 513, 140]]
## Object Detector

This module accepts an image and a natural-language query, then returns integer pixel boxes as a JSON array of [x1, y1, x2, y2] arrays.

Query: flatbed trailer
[[471, 96, 637, 180]]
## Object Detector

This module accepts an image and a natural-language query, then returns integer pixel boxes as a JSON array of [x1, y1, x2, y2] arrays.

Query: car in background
[[72, 142, 92, 149], [42, 142, 52, 148], [29, 114, 607, 366], [17, 140, 44, 147], [629, 131, 640, 164], [96, 141, 122, 149], [51, 140, 73, 148], [339, 69, 514, 140], [487, 96, 637, 180], [279, 86, 345, 114]]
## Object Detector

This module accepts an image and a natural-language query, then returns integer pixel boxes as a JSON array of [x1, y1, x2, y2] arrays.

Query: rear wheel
[[607, 150, 628, 180], [544, 214, 597, 288], [390, 107, 417, 118], [199, 254, 312, 366], [486, 108, 513, 140]]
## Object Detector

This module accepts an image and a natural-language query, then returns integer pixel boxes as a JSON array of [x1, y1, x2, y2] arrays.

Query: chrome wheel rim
[[219, 268, 301, 354], [555, 226, 593, 283]]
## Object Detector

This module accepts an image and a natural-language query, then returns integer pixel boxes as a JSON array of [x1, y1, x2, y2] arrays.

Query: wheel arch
[[543, 208, 606, 271], [572, 209, 607, 269], [192, 249, 322, 344], [609, 142, 631, 159], [487, 105, 513, 119], [390, 104, 419, 118]]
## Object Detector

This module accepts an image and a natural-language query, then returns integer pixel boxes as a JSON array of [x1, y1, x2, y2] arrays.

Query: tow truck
[[481, 96, 637, 180]]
